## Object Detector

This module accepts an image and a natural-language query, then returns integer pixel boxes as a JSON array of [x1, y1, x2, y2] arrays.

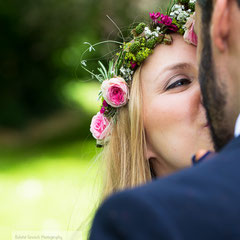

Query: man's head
[[196, 0, 240, 151]]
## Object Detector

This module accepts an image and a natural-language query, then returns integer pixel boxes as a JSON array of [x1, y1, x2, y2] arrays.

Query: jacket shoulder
[[90, 190, 177, 240]]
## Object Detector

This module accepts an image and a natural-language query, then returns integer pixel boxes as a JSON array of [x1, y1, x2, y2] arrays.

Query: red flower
[[158, 14, 172, 26], [131, 62, 137, 69], [168, 24, 178, 32], [149, 12, 161, 22]]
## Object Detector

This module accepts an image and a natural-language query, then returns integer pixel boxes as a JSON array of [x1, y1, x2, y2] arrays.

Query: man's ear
[[211, 0, 230, 52]]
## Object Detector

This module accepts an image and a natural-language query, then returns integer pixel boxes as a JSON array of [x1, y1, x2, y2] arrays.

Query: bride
[[86, 0, 213, 201]]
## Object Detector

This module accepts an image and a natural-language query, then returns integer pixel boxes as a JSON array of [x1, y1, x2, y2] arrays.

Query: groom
[[89, 0, 240, 239]]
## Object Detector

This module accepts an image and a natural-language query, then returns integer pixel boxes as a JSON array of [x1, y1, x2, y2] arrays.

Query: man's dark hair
[[197, 0, 213, 30]]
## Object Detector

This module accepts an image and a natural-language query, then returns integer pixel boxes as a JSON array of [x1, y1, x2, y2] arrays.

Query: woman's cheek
[[150, 95, 187, 126]]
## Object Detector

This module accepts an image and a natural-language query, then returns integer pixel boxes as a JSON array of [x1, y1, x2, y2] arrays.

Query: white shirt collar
[[234, 113, 240, 138]]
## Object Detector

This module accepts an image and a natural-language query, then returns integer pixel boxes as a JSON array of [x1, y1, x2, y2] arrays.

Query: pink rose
[[184, 13, 198, 46], [101, 77, 129, 108], [90, 112, 111, 140]]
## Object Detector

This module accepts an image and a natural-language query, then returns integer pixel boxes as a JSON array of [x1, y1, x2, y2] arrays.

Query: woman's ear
[[145, 141, 158, 161], [211, 0, 230, 52]]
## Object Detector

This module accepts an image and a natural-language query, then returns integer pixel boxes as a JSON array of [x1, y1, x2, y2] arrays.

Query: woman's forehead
[[141, 35, 197, 77]]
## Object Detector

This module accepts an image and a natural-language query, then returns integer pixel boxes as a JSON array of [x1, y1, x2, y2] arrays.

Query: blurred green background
[[0, 0, 168, 239]]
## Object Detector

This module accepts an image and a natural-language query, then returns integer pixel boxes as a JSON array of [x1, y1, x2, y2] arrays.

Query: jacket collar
[[220, 135, 240, 153]]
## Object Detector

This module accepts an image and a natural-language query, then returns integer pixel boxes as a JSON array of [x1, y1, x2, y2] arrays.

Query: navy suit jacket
[[90, 136, 240, 240]]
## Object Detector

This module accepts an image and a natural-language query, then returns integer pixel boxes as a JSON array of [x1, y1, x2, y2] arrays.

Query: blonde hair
[[99, 66, 153, 201], [82, 67, 154, 239]]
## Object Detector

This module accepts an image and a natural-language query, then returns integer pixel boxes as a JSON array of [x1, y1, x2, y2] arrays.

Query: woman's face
[[141, 34, 214, 176]]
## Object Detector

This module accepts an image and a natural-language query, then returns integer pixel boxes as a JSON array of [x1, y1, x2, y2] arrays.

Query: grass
[[0, 140, 101, 240]]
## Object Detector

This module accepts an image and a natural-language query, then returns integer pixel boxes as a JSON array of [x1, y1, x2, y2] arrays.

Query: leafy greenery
[[0, 0, 143, 129]]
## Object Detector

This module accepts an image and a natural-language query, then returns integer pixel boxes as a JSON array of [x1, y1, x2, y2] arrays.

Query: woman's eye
[[166, 78, 191, 90]]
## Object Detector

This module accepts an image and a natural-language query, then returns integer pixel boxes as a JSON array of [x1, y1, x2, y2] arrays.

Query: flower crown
[[84, 0, 197, 147]]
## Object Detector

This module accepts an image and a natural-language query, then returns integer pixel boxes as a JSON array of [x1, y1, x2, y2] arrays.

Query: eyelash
[[166, 78, 191, 90]]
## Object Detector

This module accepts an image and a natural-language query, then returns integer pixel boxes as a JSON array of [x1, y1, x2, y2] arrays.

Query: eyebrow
[[153, 62, 195, 87], [162, 62, 193, 72]]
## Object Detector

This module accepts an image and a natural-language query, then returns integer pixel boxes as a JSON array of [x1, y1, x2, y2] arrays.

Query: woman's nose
[[192, 83, 206, 117], [193, 83, 202, 105]]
